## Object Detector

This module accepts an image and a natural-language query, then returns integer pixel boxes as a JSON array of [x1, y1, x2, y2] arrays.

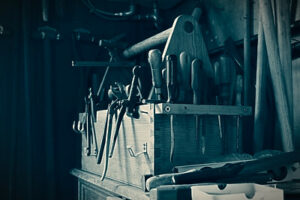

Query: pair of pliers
[[96, 100, 119, 180], [109, 66, 142, 158]]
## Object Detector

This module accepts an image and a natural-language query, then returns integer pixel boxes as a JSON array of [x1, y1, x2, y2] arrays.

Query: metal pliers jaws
[[108, 65, 142, 158], [96, 100, 119, 181]]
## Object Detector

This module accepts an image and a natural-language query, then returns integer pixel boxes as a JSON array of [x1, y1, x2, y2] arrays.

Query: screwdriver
[[148, 49, 163, 100], [166, 55, 177, 103], [166, 55, 177, 165], [235, 74, 243, 152], [214, 61, 223, 139], [191, 59, 206, 154], [178, 52, 191, 103]]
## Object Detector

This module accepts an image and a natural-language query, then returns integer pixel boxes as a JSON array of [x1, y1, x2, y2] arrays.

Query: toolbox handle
[[127, 143, 147, 157]]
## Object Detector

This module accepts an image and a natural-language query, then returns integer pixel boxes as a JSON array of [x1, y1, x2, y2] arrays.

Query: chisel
[[235, 74, 243, 152], [214, 61, 223, 139], [148, 49, 163, 100], [191, 58, 205, 154], [178, 52, 191, 103], [166, 55, 177, 165]]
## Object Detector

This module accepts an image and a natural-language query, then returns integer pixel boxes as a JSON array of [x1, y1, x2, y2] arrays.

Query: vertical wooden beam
[[253, 15, 268, 152], [276, 0, 293, 124], [260, 0, 294, 152], [244, 0, 252, 106]]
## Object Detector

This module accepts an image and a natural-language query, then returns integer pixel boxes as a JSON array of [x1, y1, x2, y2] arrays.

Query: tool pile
[[72, 3, 300, 194], [72, 7, 253, 186]]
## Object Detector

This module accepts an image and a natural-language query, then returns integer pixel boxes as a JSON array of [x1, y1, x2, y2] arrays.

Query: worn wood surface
[[260, 0, 294, 152], [276, 0, 293, 118], [243, 0, 251, 106], [155, 103, 252, 116], [253, 14, 268, 152], [162, 14, 214, 79], [71, 168, 149, 200], [122, 28, 171, 58], [81, 104, 244, 189], [82, 105, 155, 189]]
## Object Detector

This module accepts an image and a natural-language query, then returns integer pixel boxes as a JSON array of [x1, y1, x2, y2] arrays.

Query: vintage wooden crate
[[81, 103, 251, 190]]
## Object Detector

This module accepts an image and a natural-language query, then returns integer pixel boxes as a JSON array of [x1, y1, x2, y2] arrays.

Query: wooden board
[[81, 104, 244, 190], [154, 103, 252, 116], [71, 169, 149, 200], [162, 14, 214, 78], [82, 105, 155, 189]]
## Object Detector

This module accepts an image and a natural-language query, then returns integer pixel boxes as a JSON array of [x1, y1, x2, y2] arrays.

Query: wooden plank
[[253, 14, 268, 152], [243, 0, 252, 106], [154, 103, 252, 116], [260, 0, 294, 152], [71, 168, 149, 200], [82, 104, 241, 189], [72, 61, 135, 68], [276, 0, 293, 118], [84, 106, 155, 189], [162, 14, 214, 79]]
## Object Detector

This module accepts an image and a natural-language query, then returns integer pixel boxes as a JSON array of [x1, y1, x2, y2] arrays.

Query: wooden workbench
[[71, 168, 150, 200]]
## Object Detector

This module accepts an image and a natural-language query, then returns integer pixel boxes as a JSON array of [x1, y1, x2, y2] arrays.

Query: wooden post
[[243, 0, 251, 106], [259, 0, 294, 152], [253, 15, 268, 152], [276, 0, 293, 124]]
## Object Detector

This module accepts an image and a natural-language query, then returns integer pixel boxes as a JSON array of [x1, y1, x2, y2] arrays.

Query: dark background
[[0, 0, 196, 199], [0, 0, 299, 199]]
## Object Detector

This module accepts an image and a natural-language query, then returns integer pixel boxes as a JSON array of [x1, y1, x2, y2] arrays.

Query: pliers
[[109, 66, 142, 158], [96, 100, 119, 180]]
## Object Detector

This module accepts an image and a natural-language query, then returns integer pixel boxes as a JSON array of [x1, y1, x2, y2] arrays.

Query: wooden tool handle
[[148, 49, 163, 88], [166, 55, 177, 103], [236, 75, 243, 106], [191, 58, 202, 104], [122, 7, 202, 58], [179, 51, 191, 89]]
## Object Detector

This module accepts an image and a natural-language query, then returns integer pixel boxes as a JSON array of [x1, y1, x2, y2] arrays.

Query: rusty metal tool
[[109, 65, 142, 158], [166, 55, 178, 165], [191, 58, 205, 154], [148, 49, 163, 100]]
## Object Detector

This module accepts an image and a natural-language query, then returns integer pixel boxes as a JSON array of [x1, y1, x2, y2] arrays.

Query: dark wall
[[1, 0, 298, 199], [0, 0, 193, 199]]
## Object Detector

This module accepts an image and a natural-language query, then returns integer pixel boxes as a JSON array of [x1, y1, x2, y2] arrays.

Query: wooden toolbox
[[81, 103, 251, 190]]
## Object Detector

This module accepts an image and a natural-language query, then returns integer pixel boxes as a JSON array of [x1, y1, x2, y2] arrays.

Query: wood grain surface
[[81, 104, 243, 189]]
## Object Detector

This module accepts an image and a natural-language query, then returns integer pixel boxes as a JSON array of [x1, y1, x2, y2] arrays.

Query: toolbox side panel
[[82, 108, 154, 189], [154, 114, 238, 174]]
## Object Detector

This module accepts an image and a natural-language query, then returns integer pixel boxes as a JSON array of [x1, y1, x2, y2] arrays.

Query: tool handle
[[236, 74, 243, 106], [148, 49, 162, 98], [128, 65, 141, 102], [191, 58, 203, 104], [166, 55, 177, 103], [122, 7, 202, 59], [179, 52, 191, 89], [109, 106, 126, 158]]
